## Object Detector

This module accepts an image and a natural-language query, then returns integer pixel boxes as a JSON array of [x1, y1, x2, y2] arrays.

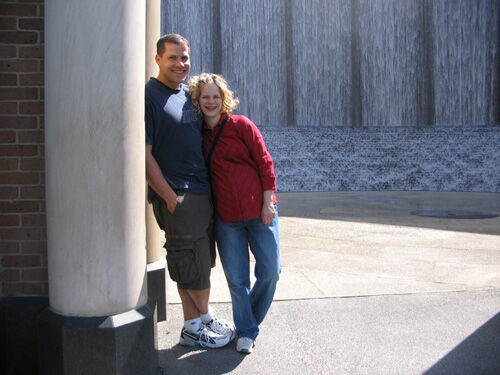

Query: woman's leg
[[247, 207, 281, 326], [216, 218, 259, 340]]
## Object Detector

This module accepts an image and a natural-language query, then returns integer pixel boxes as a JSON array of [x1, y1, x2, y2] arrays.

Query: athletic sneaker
[[179, 325, 231, 348], [236, 337, 255, 354], [205, 314, 236, 341]]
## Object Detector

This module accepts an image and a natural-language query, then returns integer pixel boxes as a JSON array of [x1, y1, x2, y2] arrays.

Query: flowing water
[[161, 0, 499, 127]]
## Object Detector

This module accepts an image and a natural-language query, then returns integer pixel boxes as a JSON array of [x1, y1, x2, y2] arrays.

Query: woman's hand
[[261, 203, 275, 224], [261, 190, 275, 224]]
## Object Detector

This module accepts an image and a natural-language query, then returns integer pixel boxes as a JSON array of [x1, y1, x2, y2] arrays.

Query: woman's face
[[199, 82, 222, 119]]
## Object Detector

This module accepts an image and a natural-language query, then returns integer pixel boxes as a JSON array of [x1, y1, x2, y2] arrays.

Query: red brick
[[39, 31, 43, 44], [20, 185, 43, 198], [0, 4, 37, 17], [18, 130, 43, 143], [0, 60, 38, 73], [0, 228, 41, 241], [18, 45, 43, 59], [22, 267, 47, 281], [0, 87, 38, 100], [0, 31, 38, 44], [0, 200, 39, 213], [0, 46, 16, 59], [0, 269, 20, 282], [23, 282, 47, 295], [18, 18, 43, 30], [0, 17, 16, 31], [0, 130, 16, 142], [19, 73, 42, 85], [0, 144, 38, 157], [0, 102, 17, 114], [21, 213, 45, 226], [19, 101, 43, 114], [0, 73, 17, 86], [0, 214, 19, 226], [20, 240, 46, 254], [0, 241, 19, 253], [0, 116, 38, 129], [1, 254, 40, 267], [0, 158, 18, 170], [20, 157, 43, 170], [0, 171, 39, 184], [0, 186, 18, 199], [39, 86, 43, 99]]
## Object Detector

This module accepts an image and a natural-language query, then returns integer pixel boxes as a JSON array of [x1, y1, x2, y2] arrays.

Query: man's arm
[[146, 144, 178, 214]]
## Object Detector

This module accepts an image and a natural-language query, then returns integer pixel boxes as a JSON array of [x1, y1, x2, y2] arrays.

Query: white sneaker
[[179, 325, 230, 348], [204, 313, 236, 341], [236, 337, 255, 354]]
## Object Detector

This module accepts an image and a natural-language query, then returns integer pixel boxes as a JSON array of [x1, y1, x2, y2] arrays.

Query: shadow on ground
[[424, 312, 500, 375], [157, 341, 245, 375], [277, 191, 500, 235]]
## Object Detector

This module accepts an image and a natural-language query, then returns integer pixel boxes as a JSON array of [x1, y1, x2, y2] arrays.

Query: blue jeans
[[215, 207, 281, 341]]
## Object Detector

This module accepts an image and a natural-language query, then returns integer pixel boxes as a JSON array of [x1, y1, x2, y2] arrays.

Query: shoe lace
[[198, 328, 211, 347]]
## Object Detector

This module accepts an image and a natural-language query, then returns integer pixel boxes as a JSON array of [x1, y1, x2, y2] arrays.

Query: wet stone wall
[[261, 126, 500, 192]]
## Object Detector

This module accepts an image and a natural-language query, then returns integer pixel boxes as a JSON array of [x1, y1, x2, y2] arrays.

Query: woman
[[188, 73, 281, 354]]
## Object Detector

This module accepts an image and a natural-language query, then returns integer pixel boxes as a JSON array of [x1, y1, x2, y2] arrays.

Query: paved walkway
[[157, 191, 500, 375]]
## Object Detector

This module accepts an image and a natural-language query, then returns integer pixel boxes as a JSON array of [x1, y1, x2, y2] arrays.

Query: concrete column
[[145, 0, 168, 322], [39, 1, 156, 374]]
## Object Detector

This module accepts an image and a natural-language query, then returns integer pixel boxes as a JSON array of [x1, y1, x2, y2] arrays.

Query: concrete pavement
[[156, 191, 500, 374]]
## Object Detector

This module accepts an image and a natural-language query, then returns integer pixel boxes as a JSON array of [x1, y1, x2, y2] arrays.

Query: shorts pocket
[[166, 249, 199, 284]]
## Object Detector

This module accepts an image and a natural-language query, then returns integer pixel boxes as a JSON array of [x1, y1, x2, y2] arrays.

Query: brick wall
[[0, 1, 47, 296]]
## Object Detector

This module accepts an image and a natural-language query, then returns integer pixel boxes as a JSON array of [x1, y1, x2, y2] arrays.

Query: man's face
[[155, 42, 190, 89]]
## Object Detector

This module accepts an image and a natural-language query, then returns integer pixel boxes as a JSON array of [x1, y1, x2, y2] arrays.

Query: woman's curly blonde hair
[[188, 73, 239, 116]]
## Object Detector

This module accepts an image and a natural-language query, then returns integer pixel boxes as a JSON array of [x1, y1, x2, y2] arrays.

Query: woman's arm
[[261, 189, 276, 224], [239, 116, 277, 192], [237, 116, 277, 224]]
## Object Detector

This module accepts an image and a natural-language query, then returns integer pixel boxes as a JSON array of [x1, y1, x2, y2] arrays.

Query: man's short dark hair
[[156, 34, 190, 56]]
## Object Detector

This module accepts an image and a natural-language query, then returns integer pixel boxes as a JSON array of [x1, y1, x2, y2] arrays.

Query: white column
[[145, 0, 168, 323], [145, 0, 161, 265], [45, 0, 147, 317]]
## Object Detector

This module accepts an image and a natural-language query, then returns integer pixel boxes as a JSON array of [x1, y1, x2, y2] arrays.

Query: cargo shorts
[[151, 191, 215, 290]]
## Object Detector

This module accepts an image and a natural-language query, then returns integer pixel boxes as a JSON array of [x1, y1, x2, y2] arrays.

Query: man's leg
[[178, 287, 210, 320]]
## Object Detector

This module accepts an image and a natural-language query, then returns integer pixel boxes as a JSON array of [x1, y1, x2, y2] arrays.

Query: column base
[[147, 257, 168, 322], [37, 299, 157, 375]]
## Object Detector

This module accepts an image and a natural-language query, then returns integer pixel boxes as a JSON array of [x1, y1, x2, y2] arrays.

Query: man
[[145, 34, 234, 348]]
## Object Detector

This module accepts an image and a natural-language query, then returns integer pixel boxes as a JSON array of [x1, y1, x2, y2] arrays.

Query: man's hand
[[165, 194, 178, 214]]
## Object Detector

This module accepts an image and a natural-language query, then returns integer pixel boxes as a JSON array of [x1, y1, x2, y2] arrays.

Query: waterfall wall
[[161, 0, 500, 192]]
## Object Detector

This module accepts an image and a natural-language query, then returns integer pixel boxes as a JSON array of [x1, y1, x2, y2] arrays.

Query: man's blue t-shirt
[[145, 78, 210, 199]]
